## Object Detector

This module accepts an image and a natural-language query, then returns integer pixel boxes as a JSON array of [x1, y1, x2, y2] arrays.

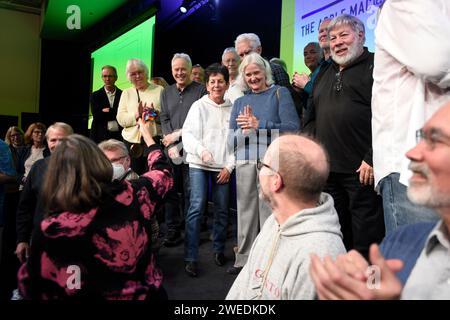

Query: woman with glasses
[[227, 52, 300, 275], [17, 123, 49, 190], [117, 59, 164, 175]]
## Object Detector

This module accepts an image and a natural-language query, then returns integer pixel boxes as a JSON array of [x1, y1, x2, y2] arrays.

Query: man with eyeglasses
[[371, 0, 449, 235], [310, 101, 450, 300], [90, 65, 123, 143], [226, 134, 345, 300], [309, 14, 384, 259]]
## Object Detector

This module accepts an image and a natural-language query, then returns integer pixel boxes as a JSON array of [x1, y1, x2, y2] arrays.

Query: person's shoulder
[[381, 222, 437, 253]]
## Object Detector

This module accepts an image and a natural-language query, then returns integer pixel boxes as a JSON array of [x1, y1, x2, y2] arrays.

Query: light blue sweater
[[228, 85, 300, 160]]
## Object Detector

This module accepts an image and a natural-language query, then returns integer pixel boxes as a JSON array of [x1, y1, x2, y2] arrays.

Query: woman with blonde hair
[[17, 123, 49, 190], [17, 120, 173, 299]]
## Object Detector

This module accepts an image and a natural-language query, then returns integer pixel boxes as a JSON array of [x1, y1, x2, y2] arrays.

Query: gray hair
[[222, 47, 240, 62], [234, 33, 261, 51], [327, 14, 366, 44], [171, 53, 192, 69], [126, 59, 149, 81], [46, 122, 73, 140], [98, 139, 129, 157], [304, 42, 323, 60], [237, 52, 274, 91]]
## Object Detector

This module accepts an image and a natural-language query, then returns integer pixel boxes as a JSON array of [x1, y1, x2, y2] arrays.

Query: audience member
[[227, 134, 345, 299], [301, 18, 332, 134], [15, 123, 74, 264], [234, 33, 302, 120], [227, 52, 300, 275], [222, 47, 243, 103], [98, 139, 160, 252], [191, 64, 205, 84], [4, 126, 24, 169], [310, 101, 450, 300], [182, 64, 234, 277], [17, 123, 49, 191], [17, 123, 173, 299], [372, 0, 449, 234], [159, 53, 207, 247], [292, 42, 323, 124], [90, 65, 123, 143], [117, 59, 164, 175], [310, 14, 384, 257]]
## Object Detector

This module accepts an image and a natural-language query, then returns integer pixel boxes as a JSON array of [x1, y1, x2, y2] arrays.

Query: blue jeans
[[185, 168, 229, 262], [379, 173, 439, 235]]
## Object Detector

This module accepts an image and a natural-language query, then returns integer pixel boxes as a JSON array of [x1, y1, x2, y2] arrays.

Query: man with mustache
[[371, 0, 449, 234], [309, 14, 384, 258], [310, 101, 450, 299]]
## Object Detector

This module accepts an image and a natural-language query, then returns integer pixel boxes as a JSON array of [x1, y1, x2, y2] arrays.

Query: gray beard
[[331, 42, 363, 67]]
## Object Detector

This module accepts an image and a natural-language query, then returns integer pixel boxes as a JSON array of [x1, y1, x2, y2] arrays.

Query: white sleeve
[[182, 102, 206, 156], [375, 0, 450, 87]]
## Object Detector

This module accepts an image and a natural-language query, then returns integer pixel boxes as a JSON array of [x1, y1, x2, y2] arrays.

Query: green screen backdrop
[[89, 16, 156, 127]]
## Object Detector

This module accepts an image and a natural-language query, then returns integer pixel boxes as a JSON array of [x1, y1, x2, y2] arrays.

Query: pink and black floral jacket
[[18, 145, 173, 300]]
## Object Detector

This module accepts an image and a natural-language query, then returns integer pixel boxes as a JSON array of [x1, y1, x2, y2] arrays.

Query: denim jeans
[[185, 168, 229, 262], [378, 172, 439, 235]]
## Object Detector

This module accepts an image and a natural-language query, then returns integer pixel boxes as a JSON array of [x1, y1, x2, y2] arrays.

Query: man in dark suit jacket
[[90, 65, 123, 143]]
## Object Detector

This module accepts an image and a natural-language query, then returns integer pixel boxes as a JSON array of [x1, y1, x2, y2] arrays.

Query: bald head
[[266, 135, 329, 202]]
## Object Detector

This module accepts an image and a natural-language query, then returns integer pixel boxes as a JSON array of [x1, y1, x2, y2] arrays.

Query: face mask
[[112, 163, 126, 181]]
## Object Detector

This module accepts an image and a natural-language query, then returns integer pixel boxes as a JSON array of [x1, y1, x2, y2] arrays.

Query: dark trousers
[[164, 162, 190, 233], [124, 136, 162, 175], [325, 172, 385, 258]]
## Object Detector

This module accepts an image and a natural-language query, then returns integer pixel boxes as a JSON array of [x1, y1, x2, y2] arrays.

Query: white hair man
[[16, 122, 74, 262], [308, 14, 384, 258], [159, 53, 207, 247]]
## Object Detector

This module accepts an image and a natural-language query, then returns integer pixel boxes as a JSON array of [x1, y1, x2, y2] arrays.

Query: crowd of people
[[0, 0, 449, 300]]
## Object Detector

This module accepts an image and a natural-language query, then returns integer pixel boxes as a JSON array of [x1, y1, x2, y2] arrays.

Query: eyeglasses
[[416, 128, 450, 150], [129, 70, 145, 78], [256, 159, 278, 173]]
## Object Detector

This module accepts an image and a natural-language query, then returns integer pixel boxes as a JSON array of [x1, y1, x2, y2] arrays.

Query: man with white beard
[[309, 14, 384, 258], [310, 101, 450, 300]]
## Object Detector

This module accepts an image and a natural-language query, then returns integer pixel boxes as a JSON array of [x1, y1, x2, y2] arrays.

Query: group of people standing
[[1, 0, 449, 300]]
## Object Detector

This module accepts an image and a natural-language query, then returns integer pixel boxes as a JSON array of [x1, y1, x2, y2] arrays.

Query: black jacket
[[312, 48, 374, 173], [90, 86, 123, 143], [16, 157, 49, 243]]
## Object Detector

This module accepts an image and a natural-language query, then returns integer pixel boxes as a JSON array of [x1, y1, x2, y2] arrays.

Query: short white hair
[[234, 33, 261, 51], [236, 52, 274, 91], [222, 47, 240, 62], [171, 53, 192, 69], [126, 59, 149, 81], [328, 14, 366, 44]]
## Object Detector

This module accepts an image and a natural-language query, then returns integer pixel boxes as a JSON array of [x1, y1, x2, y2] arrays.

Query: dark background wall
[[37, 0, 282, 135], [153, 0, 282, 83]]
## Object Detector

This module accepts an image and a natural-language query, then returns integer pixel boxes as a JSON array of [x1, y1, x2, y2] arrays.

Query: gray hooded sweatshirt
[[226, 192, 346, 300]]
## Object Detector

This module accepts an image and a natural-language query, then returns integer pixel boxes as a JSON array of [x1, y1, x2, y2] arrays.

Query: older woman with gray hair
[[227, 52, 300, 275], [117, 58, 164, 174]]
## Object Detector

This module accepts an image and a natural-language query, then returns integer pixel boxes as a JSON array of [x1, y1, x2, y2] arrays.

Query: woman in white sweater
[[182, 64, 235, 277]]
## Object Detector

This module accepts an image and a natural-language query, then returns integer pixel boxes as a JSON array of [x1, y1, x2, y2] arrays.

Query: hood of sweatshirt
[[278, 192, 342, 239], [198, 94, 233, 109]]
